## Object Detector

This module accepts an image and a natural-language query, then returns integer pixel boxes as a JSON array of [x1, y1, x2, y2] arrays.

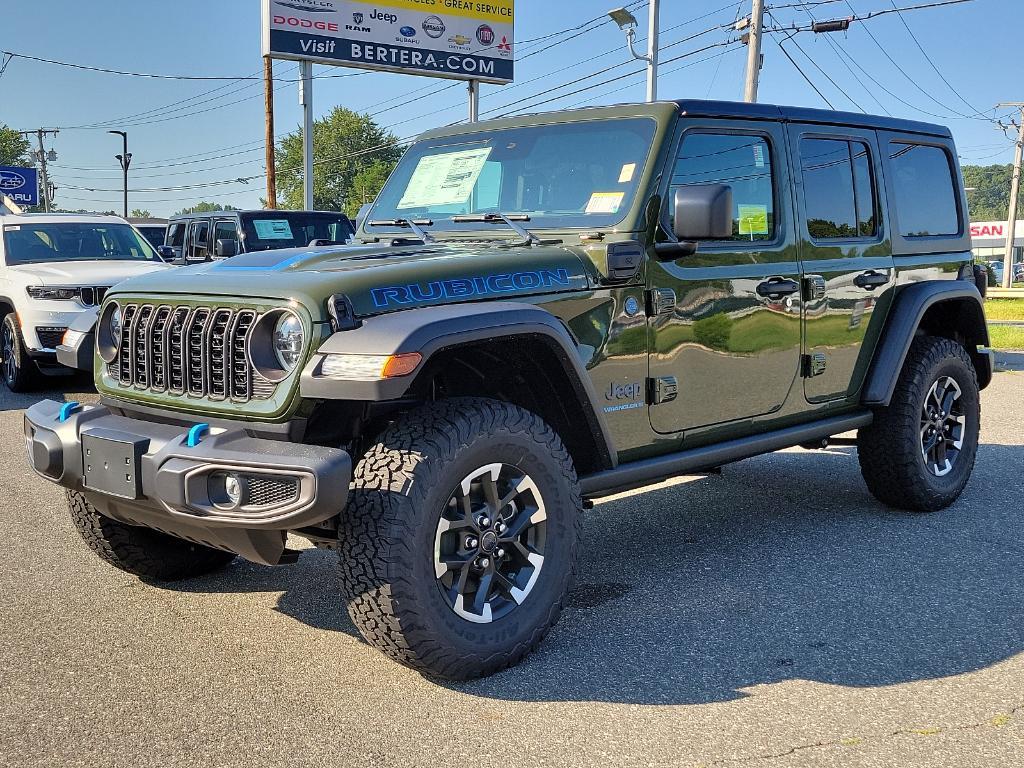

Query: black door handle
[[756, 278, 800, 299], [854, 270, 889, 290]]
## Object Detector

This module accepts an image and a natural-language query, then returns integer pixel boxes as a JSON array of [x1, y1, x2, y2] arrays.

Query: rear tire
[[858, 335, 980, 512], [67, 491, 236, 581], [338, 397, 582, 680], [2, 314, 38, 393]]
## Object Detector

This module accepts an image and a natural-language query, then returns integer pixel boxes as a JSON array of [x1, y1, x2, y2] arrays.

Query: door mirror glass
[[673, 184, 734, 240], [214, 238, 238, 258]]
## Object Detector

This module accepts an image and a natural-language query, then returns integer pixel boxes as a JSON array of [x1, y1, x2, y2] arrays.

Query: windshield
[[2, 222, 158, 265], [367, 117, 657, 234], [240, 212, 354, 251]]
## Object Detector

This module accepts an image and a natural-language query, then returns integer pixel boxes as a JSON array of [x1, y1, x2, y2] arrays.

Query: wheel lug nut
[[496, 548, 505, 558], [466, 536, 478, 549], [479, 516, 491, 528], [478, 557, 490, 569], [496, 522, 506, 534]]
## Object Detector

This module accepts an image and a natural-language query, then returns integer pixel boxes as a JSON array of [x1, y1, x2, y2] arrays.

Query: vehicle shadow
[[159, 442, 1024, 706], [0, 374, 95, 412]]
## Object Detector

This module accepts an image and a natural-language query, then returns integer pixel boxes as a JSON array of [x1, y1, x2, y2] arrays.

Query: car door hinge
[[803, 274, 826, 301], [645, 288, 676, 316], [648, 375, 678, 405], [802, 352, 827, 377]]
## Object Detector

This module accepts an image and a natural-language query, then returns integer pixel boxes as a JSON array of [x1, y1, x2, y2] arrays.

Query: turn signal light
[[319, 352, 422, 380]]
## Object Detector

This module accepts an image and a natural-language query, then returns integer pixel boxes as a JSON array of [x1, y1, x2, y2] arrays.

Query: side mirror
[[672, 184, 734, 241], [156, 245, 176, 262], [214, 238, 238, 258], [355, 203, 372, 231]]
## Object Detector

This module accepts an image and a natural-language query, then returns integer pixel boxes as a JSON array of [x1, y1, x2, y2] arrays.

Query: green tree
[[275, 107, 402, 215], [0, 125, 31, 167], [172, 202, 239, 216], [963, 164, 1019, 221], [130, 208, 152, 218]]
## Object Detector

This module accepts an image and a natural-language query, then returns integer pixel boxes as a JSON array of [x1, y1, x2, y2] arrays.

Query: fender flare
[[300, 301, 616, 469], [862, 281, 992, 406]]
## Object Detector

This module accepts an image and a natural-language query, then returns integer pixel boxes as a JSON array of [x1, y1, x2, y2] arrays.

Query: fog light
[[209, 471, 244, 509]]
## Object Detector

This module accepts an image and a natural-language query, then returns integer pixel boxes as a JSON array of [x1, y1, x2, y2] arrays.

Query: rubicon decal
[[371, 268, 570, 307]]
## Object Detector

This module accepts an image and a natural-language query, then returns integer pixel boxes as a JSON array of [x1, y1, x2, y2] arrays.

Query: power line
[[773, 34, 835, 108]]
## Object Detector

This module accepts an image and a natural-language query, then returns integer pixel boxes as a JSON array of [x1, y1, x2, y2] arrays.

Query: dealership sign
[[0, 166, 39, 206], [262, 0, 514, 84]]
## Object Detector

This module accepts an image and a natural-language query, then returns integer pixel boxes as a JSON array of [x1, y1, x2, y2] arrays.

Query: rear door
[[185, 219, 211, 262], [648, 119, 803, 434], [789, 124, 893, 402], [212, 218, 240, 258]]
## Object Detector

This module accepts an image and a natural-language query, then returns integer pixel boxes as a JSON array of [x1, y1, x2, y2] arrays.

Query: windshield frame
[[2, 221, 160, 266], [362, 115, 660, 239]]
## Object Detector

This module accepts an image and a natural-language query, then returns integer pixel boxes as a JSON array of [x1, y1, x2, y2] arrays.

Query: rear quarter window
[[888, 142, 960, 237]]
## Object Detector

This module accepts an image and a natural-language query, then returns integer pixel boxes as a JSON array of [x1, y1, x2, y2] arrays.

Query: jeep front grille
[[109, 303, 271, 402]]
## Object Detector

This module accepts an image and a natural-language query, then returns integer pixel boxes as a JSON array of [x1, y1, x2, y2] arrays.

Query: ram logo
[[0, 170, 26, 190]]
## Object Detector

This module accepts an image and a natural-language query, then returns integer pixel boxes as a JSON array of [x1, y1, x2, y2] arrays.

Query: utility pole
[[646, 0, 659, 102], [743, 0, 765, 103], [108, 130, 131, 218], [998, 102, 1024, 289], [299, 60, 314, 210], [263, 56, 278, 209], [21, 128, 59, 211]]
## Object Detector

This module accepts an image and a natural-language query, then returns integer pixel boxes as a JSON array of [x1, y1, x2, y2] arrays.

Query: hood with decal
[[106, 241, 597, 317]]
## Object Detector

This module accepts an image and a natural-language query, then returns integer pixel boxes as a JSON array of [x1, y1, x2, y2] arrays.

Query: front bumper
[[25, 400, 351, 565]]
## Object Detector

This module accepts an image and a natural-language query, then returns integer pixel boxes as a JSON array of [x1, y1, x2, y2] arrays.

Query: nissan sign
[[0, 166, 39, 207], [262, 0, 514, 84]]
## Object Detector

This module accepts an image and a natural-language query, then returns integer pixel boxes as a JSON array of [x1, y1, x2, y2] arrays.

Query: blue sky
[[0, 0, 1014, 217]]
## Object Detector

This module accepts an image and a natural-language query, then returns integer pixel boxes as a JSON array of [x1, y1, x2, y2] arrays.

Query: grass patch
[[988, 325, 1024, 350], [985, 298, 1024, 321]]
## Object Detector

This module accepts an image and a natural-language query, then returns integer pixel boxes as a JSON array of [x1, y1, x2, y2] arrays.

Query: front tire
[[338, 398, 582, 680], [2, 314, 37, 392], [68, 491, 236, 581], [858, 335, 980, 512]]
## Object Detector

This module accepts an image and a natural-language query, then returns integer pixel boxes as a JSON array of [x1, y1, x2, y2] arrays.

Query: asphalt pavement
[[1, 370, 1022, 768]]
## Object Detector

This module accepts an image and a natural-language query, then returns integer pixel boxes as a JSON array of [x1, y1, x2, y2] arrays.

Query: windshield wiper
[[367, 218, 435, 243], [451, 213, 540, 245]]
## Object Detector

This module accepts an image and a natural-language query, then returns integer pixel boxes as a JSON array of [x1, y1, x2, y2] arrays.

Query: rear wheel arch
[[863, 282, 991, 406]]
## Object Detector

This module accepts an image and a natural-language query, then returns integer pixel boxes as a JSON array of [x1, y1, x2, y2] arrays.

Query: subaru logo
[[0, 171, 26, 190], [399, 25, 416, 37]]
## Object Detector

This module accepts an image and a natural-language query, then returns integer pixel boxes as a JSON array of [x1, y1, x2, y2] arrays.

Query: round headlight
[[110, 306, 122, 339], [97, 302, 122, 364], [272, 312, 304, 371]]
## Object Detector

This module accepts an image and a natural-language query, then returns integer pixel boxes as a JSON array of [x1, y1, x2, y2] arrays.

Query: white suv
[[0, 212, 171, 391]]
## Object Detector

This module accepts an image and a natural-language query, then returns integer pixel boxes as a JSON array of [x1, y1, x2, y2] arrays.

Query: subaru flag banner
[[0, 166, 39, 207], [262, 0, 513, 84]]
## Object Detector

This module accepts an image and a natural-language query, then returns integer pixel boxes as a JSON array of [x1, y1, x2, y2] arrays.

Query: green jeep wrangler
[[26, 100, 992, 680]]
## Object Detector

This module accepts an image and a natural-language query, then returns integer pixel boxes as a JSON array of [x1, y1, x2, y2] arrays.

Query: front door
[[648, 121, 803, 434], [788, 125, 894, 402]]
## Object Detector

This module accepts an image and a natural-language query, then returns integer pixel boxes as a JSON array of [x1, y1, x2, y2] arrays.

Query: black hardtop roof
[[674, 99, 951, 138], [168, 209, 349, 221]]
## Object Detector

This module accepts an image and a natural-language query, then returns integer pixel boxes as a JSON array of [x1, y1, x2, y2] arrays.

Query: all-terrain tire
[[338, 397, 583, 680], [2, 313, 38, 393], [858, 335, 980, 512], [67, 490, 236, 580]]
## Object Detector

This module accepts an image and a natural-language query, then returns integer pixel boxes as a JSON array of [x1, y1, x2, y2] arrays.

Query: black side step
[[579, 411, 872, 499]]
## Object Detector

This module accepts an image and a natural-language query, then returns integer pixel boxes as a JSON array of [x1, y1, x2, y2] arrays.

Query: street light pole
[[108, 130, 131, 218], [607, 6, 659, 103]]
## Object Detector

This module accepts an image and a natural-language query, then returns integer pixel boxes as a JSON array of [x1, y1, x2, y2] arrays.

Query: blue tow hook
[[58, 401, 81, 423], [186, 423, 210, 447]]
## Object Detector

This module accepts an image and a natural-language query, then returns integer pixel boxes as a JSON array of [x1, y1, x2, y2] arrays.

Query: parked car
[[161, 209, 355, 263], [29, 100, 991, 679], [0, 213, 170, 390], [128, 217, 168, 250]]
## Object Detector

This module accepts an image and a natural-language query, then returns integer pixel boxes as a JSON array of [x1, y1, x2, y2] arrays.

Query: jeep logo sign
[[0, 166, 39, 206], [262, 0, 514, 84]]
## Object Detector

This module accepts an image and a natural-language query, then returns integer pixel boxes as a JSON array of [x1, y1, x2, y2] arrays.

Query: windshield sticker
[[753, 144, 765, 168], [397, 147, 493, 209], [585, 192, 625, 215], [370, 268, 571, 308], [738, 204, 769, 235], [618, 163, 636, 183], [252, 219, 294, 239], [5, 225, 20, 231]]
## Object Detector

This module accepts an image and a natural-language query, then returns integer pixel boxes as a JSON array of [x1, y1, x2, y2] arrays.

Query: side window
[[167, 222, 185, 247], [889, 143, 959, 237], [188, 221, 210, 261], [213, 220, 238, 244], [800, 138, 877, 239], [671, 132, 775, 241]]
